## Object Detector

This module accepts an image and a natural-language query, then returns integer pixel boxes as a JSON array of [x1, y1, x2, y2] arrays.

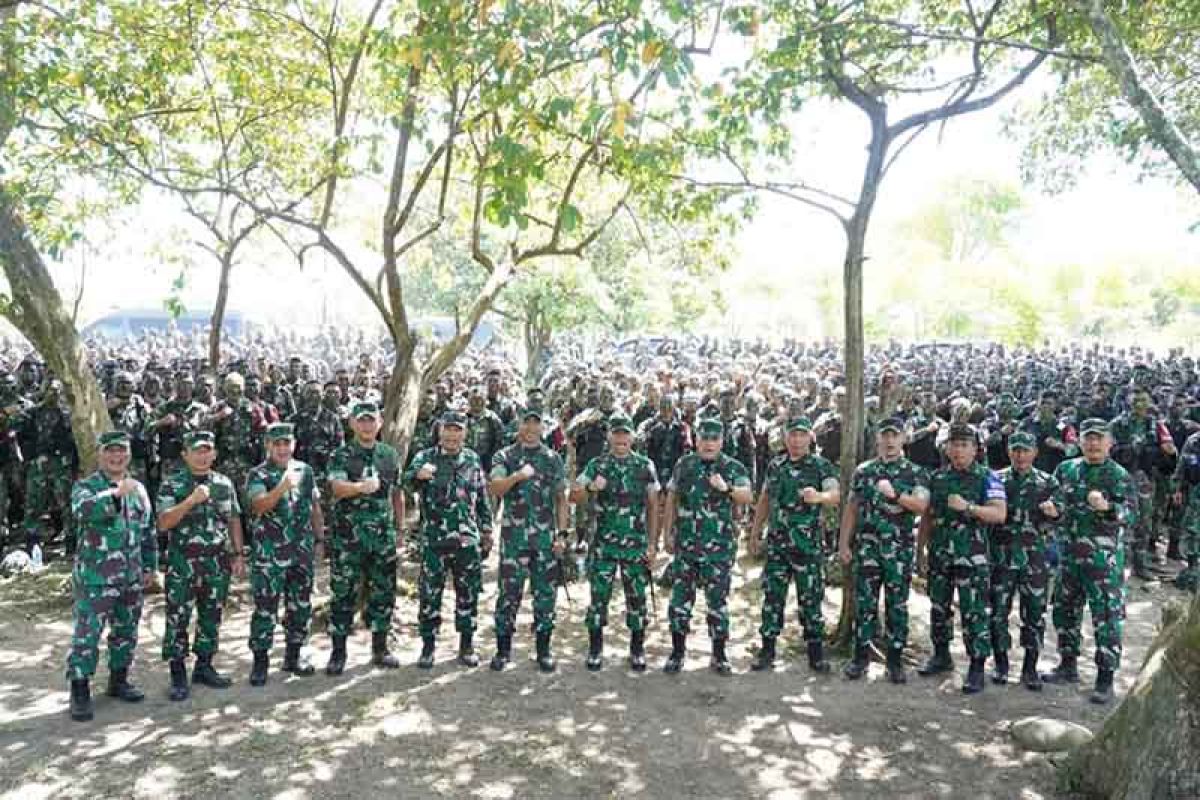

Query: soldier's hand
[[416, 463, 437, 481], [1087, 490, 1109, 512], [876, 479, 897, 500], [360, 476, 380, 494], [282, 468, 301, 491], [591, 474, 607, 492], [519, 463, 536, 481], [839, 544, 852, 566], [801, 486, 820, 504], [189, 484, 211, 505], [947, 493, 968, 512], [1039, 500, 1060, 518], [709, 473, 729, 493], [116, 477, 139, 498]]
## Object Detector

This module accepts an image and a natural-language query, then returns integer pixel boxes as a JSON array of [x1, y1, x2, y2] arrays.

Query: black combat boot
[[663, 632, 686, 674], [168, 660, 189, 702], [710, 637, 732, 676], [326, 635, 348, 676], [962, 657, 986, 694], [885, 648, 906, 684], [991, 650, 1010, 685], [808, 640, 832, 674], [629, 629, 647, 672], [249, 651, 269, 686], [69, 679, 93, 722], [107, 668, 145, 702], [192, 653, 232, 688], [1041, 654, 1079, 685], [417, 637, 436, 670], [535, 631, 556, 673], [843, 645, 869, 680], [585, 628, 603, 672], [1020, 649, 1042, 691], [458, 632, 479, 668], [489, 634, 512, 672], [283, 643, 314, 676], [1090, 668, 1115, 705], [750, 637, 776, 672], [916, 644, 953, 676], [371, 632, 400, 669]]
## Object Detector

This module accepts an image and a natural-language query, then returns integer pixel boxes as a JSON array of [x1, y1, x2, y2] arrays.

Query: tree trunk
[[208, 251, 234, 371], [380, 338, 422, 464], [524, 311, 551, 388], [0, 188, 111, 472], [1065, 593, 1200, 799]]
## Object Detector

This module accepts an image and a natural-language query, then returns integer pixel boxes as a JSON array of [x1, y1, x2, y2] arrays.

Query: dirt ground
[[0, 547, 1185, 800]]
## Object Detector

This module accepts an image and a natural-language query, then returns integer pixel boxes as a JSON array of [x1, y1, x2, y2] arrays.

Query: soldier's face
[[469, 395, 485, 414], [608, 430, 633, 457], [1008, 447, 1036, 472], [1132, 393, 1151, 415], [946, 438, 977, 470], [518, 416, 543, 446], [269, 438, 295, 466], [1081, 432, 1111, 463], [697, 435, 721, 459], [785, 429, 812, 457], [225, 382, 243, 403], [876, 430, 904, 459], [323, 387, 341, 408], [439, 423, 465, 453], [99, 444, 131, 475], [352, 414, 381, 441], [184, 445, 216, 473]]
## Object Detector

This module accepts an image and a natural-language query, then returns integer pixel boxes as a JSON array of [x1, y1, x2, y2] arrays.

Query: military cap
[[97, 430, 132, 449], [1079, 418, 1110, 436], [441, 409, 467, 428], [351, 400, 380, 419], [184, 430, 216, 450], [265, 423, 295, 442], [877, 417, 905, 434], [947, 423, 977, 442], [786, 416, 813, 433], [608, 413, 634, 433], [697, 417, 724, 439], [520, 407, 544, 422], [1007, 431, 1036, 450]]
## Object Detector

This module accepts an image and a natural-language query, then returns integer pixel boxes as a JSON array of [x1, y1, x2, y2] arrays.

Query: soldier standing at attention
[[748, 416, 840, 674], [325, 401, 404, 674], [244, 423, 324, 686], [839, 417, 930, 684], [661, 417, 753, 676], [570, 413, 660, 672], [156, 431, 245, 701], [917, 424, 1006, 694], [407, 410, 493, 670], [65, 431, 157, 722]]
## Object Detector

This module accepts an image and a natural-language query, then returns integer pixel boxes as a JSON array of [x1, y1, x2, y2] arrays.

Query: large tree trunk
[[523, 311, 551, 388], [0, 188, 111, 472], [1065, 593, 1200, 799], [380, 339, 422, 464], [208, 251, 233, 371]]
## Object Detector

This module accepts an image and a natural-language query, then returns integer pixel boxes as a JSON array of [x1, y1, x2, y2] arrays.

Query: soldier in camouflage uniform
[[748, 416, 839, 673], [65, 431, 157, 722], [0, 374, 30, 547], [210, 373, 267, 509], [245, 423, 325, 686], [661, 417, 753, 676], [1173, 429, 1200, 591], [488, 407, 570, 673], [150, 372, 207, 478], [1109, 387, 1176, 579], [156, 431, 245, 700], [21, 380, 76, 552], [990, 432, 1063, 691], [839, 417, 930, 683], [406, 410, 493, 670], [1043, 418, 1134, 705], [571, 413, 660, 672], [916, 423, 1006, 694], [106, 371, 153, 486], [466, 388, 505, 472], [326, 400, 404, 674], [289, 379, 344, 522]]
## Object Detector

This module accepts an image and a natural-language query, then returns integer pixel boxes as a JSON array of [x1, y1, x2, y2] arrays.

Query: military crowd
[[1, 329, 1197, 724]]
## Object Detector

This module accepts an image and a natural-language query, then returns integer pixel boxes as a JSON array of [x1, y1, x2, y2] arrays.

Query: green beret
[[184, 430, 216, 450], [265, 423, 295, 442]]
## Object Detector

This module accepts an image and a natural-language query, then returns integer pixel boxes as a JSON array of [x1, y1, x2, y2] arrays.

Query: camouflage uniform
[[849, 457, 929, 652], [157, 467, 240, 661], [666, 452, 751, 639], [212, 397, 266, 507], [150, 397, 206, 476], [66, 470, 157, 680], [1051, 455, 1134, 671], [405, 446, 492, 638], [21, 399, 76, 549], [575, 451, 660, 633], [326, 439, 401, 636], [759, 452, 838, 641], [1171, 431, 1200, 590], [1109, 411, 1168, 575], [245, 459, 319, 653], [990, 463, 1061, 653], [290, 404, 343, 518], [926, 462, 1006, 660], [108, 394, 153, 485], [490, 441, 567, 637]]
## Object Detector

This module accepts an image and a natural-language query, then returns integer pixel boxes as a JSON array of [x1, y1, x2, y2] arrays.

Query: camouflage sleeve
[[139, 484, 158, 573], [71, 479, 118, 525], [550, 451, 568, 493], [245, 468, 269, 501], [402, 450, 428, 490], [821, 458, 840, 492], [910, 465, 931, 501], [229, 479, 243, 516], [1110, 469, 1137, 526], [574, 457, 597, 487], [327, 448, 349, 482], [728, 457, 751, 489], [156, 477, 182, 513], [489, 449, 510, 481], [849, 463, 867, 500]]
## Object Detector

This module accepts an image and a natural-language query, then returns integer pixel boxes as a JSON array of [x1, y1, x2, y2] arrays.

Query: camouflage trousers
[[1053, 538, 1125, 670], [66, 582, 143, 680], [853, 546, 913, 652], [1179, 491, 1200, 589], [494, 548, 557, 638], [927, 548, 992, 659], [248, 558, 313, 653], [329, 543, 397, 637], [1128, 471, 1156, 573], [162, 548, 231, 661], [0, 461, 21, 541], [24, 454, 73, 548], [988, 532, 1050, 653], [759, 546, 824, 641], [668, 555, 732, 639], [418, 538, 482, 638], [586, 554, 650, 633]]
